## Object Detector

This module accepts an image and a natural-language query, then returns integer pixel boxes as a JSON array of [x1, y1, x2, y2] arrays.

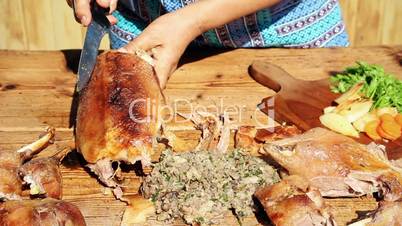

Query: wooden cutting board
[[2, 47, 402, 226], [249, 61, 402, 160]]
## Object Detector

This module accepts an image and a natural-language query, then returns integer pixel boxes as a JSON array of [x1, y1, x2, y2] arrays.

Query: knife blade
[[77, 3, 111, 92]]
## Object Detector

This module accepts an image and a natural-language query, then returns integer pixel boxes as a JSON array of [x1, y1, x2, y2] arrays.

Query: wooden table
[[0, 46, 401, 226]]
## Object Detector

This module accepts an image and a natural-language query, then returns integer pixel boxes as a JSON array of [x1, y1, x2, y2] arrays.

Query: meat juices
[[261, 127, 402, 201], [0, 199, 86, 226], [76, 51, 163, 200]]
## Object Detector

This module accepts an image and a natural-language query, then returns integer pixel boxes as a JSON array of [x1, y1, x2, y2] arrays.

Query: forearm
[[173, 0, 281, 38], [123, 0, 282, 87]]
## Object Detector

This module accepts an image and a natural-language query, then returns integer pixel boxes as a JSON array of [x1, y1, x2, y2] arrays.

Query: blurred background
[[0, 0, 401, 50]]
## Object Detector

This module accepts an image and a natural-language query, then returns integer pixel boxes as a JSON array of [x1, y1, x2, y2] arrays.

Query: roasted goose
[[0, 128, 61, 200], [76, 51, 163, 199], [0, 198, 86, 226], [255, 175, 336, 226], [261, 127, 402, 201], [76, 51, 162, 164]]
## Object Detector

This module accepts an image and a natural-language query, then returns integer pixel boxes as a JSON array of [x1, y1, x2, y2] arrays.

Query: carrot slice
[[396, 113, 402, 127], [378, 113, 401, 140], [380, 113, 395, 122], [377, 125, 399, 140], [380, 121, 401, 139], [364, 120, 382, 140]]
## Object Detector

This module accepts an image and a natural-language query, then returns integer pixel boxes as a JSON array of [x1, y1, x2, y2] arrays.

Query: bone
[[17, 127, 55, 161]]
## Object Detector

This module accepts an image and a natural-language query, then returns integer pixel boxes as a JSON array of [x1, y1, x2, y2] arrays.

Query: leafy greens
[[330, 61, 402, 112]]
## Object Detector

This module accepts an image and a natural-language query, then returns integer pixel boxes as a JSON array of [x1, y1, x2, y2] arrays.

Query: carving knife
[[77, 3, 111, 92]]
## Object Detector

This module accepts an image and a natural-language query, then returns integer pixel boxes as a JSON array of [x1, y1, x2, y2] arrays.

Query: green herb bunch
[[330, 61, 402, 112]]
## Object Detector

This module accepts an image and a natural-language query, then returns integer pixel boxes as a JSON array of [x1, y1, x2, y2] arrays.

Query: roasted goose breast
[[76, 51, 163, 164], [262, 128, 402, 200]]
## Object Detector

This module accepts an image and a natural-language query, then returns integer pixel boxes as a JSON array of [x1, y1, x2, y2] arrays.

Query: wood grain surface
[[249, 61, 402, 159], [0, 0, 401, 50], [0, 47, 401, 225]]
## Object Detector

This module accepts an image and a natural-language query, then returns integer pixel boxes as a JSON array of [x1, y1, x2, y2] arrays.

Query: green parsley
[[330, 62, 402, 112]]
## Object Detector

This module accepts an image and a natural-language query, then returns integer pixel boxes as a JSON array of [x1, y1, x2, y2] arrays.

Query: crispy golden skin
[[76, 51, 163, 164], [0, 199, 86, 226], [255, 175, 336, 226], [262, 128, 402, 200]]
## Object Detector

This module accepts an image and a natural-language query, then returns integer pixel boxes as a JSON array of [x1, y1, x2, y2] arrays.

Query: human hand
[[120, 12, 201, 89], [66, 0, 118, 26]]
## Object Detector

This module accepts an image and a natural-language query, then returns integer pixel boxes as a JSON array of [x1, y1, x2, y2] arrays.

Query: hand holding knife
[[73, 1, 112, 92]]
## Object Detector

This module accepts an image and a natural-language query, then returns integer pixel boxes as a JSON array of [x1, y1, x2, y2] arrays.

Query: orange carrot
[[395, 113, 402, 127], [377, 126, 397, 140], [364, 120, 382, 140], [380, 113, 394, 122], [378, 113, 401, 140], [381, 122, 401, 139]]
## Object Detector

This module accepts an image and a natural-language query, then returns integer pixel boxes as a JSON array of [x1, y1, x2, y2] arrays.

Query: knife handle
[[91, 1, 111, 27]]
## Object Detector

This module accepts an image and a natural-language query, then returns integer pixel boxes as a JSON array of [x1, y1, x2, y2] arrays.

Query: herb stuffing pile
[[141, 149, 280, 225], [330, 61, 402, 112]]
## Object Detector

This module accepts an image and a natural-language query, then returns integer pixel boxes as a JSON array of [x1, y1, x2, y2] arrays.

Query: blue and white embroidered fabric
[[109, 0, 349, 49]]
